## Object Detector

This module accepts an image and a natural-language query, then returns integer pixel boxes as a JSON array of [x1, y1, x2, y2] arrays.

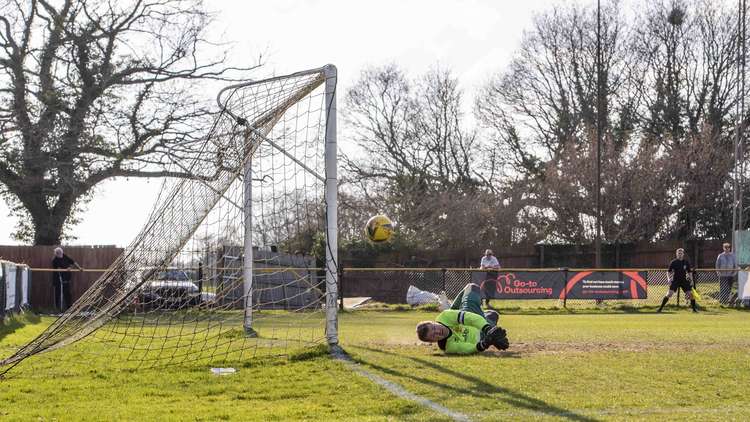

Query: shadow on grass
[[637, 305, 729, 315], [0, 312, 41, 342], [351, 345, 599, 422]]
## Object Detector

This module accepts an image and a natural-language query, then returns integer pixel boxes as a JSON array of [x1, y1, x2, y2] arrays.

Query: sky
[[0, 0, 572, 247]]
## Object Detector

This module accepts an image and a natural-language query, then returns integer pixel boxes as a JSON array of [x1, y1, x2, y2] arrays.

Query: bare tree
[[475, 2, 636, 175], [476, 0, 742, 242], [0, 0, 259, 244], [629, 0, 740, 238], [343, 64, 480, 195], [539, 131, 682, 243], [632, 0, 739, 141], [342, 64, 544, 254], [344, 64, 490, 252]]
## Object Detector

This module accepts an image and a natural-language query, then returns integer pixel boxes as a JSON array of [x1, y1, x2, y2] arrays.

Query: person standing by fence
[[479, 249, 501, 307], [658, 248, 698, 313], [52, 247, 83, 312], [716, 243, 737, 305], [480, 249, 501, 270]]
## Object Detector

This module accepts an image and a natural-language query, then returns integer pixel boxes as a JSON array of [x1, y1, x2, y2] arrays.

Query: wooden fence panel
[[0, 245, 123, 309]]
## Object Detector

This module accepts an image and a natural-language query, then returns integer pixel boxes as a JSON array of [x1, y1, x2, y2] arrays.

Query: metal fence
[[340, 268, 749, 309], [11, 266, 749, 312]]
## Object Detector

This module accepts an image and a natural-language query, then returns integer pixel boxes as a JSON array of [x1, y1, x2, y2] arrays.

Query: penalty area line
[[330, 346, 471, 422]]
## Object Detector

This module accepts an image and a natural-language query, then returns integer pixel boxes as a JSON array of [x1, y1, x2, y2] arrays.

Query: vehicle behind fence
[[340, 268, 750, 309]]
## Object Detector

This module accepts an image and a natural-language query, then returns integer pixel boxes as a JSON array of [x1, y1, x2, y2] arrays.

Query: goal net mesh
[[0, 66, 337, 375]]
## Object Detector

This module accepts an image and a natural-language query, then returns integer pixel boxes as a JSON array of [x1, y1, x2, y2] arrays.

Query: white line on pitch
[[331, 347, 471, 422]]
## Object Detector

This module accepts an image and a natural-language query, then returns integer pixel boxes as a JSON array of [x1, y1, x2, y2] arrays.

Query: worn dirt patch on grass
[[357, 340, 750, 356], [485, 340, 750, 355]]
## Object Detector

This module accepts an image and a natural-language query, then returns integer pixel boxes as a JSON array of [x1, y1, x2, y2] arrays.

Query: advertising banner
[[471, 270, 647, 300], [471, 271, 566, 299], [560, 271, 648, 300], [20, 266, 29, 307], [5, 263, 16, 311], [738, 271, 750, 305]]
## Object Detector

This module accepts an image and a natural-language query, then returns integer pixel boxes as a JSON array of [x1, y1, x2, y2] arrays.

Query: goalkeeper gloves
[[478, 325, 510, 351], [477, 324, 492, 351]]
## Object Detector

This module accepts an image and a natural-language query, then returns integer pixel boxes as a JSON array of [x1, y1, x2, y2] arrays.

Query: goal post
[[324, 64, 339, 345], [0, 65, 340, 375], [238, 64, 339, 342]]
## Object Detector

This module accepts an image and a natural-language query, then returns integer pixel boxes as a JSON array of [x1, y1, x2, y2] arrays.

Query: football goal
[[0, 65, 339, 375]]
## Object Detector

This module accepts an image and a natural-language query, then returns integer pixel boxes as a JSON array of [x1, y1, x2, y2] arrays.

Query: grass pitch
[[1, 307, 749, 421]]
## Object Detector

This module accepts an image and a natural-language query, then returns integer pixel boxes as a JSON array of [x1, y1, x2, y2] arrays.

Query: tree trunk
[[32, 212, 66, 245], [23, 190, 77, 246]]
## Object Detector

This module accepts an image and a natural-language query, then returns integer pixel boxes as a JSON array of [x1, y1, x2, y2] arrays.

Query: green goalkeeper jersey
[[436, 309, 489, 354]]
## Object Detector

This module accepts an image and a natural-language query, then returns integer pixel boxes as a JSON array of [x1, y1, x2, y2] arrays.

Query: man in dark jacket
[[52, 247, 83, 312]]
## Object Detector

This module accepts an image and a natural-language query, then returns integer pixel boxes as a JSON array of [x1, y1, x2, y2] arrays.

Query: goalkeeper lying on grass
[[416, 283, 509, 354]]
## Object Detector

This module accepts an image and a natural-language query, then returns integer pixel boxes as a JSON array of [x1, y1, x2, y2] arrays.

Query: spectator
[[479, 249, 501, 270], [406, 255, 419, 268], [479, 249, 501, 307], [715, 242, 737, 305], [51, 247, 83, 312]]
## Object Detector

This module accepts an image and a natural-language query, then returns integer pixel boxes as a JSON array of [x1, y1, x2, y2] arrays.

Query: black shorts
[[669, 278, 692, 293]]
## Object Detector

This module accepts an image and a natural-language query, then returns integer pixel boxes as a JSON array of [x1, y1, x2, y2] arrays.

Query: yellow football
[[365, 215, 393, 243]]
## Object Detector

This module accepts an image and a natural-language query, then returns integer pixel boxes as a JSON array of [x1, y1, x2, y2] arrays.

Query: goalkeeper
[[416, 283, 509, 354]]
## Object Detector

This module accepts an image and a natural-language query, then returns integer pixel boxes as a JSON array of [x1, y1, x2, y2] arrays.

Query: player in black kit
[[657, 248, 698, 313]]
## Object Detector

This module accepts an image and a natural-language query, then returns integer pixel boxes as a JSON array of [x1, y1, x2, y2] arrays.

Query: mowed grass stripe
[[2, 309, 749, 421], [338, 309, 750, 421], [332, 346, 471, 422]]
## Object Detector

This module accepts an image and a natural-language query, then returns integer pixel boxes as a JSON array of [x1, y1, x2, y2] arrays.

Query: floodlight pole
[[324, 64, 339, 346], [742, 0, 747, 234], [595, 0, 603, 268], [734, 0, 747, 250]]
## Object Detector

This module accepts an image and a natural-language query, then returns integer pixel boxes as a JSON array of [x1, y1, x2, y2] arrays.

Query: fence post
[[539, 245, 545, 267], [0, 262, 5, 318], [338, 265, 344, 311], [695, 239, 701, 268], [26, 268, 31, 310], [441, 268, 447, 292], [562, 267, 568, 309], [615, 241, 621, 267]]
